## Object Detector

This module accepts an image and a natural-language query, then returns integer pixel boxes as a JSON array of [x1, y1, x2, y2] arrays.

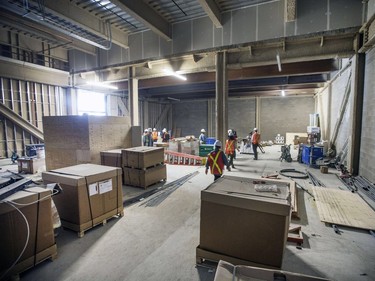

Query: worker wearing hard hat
[[251, 128, 261, 160], [162, 128, 170, 142], [205, 140, 230, 181], [225, 131, 240, 168], [199, 129, 207, 144], [142, 129, 151, 146], [152, 128, 158, 143]]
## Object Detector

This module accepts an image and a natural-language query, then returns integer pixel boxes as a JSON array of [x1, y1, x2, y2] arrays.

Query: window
[[77, 90, 106, 116]]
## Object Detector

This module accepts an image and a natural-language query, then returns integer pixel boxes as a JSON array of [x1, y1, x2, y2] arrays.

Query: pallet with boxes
[[121, 146, 166, 189], [0, 187, 57, 279], [17, 157, 46, 174], [42, 164, 124, 238]]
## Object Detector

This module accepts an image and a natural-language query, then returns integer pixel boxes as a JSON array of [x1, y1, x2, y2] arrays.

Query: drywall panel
[[231, 7, 257, 44], [144, 30, 160, 59], [285, 21, 296, 37], [222, 12, 232, 46], [129, 33, 143, 61], [259, 96, 315, 141], [107, 44, 127, 65], [172, 21, 192, 54], [69, 50, 97, 72], [160, 36, 172, 57], [258, 1, 284, 41], [296, 0, 327, 35], [330, 0, 362, 30], [360, 47, 375, 182], [193, 17, 213, 50]]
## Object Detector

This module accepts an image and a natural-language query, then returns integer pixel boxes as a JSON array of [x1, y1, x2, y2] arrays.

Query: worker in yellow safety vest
[[205, 140, 230, 181], [225, 132, 239, 168], [152, 128, 158, 142]]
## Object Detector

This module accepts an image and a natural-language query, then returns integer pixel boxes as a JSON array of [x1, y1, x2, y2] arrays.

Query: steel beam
[[197, 0, 222, 27]]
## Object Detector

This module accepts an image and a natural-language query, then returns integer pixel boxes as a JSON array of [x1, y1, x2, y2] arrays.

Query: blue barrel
[[205, 137, 216, 145]]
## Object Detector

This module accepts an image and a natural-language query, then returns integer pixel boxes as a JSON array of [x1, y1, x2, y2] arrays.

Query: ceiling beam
[[197, 0, 222, 28], [42, 0, 129, 49], [111, 0, 172, 41]]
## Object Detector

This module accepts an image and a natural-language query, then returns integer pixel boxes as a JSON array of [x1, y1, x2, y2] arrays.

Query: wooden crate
[[123, 164, 166, 189], [17, 157, 45, 174], [122, 146, 164, 169]]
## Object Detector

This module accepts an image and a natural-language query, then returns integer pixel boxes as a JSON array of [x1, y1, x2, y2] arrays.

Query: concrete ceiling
[[0, 0, 358, 100]]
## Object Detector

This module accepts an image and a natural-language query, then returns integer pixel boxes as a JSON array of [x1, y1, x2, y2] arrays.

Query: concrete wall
[[172, 96, 314, 142], [360, 47, 375, 182], [259, 96, 315, 141]]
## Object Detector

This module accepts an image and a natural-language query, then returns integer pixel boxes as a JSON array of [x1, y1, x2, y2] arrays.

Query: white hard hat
[[228, 129, 233, 134], [253, 128, 258, 131], [201, 129, 206, 133], [228, 132, 234, 137], [144, 129, 148, 133], [214, 140, 222, 147], [153, 128, 156, 131], [162, 128, 167, 133]]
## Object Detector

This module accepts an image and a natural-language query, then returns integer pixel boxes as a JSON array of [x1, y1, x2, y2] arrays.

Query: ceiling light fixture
[[276, 53, 282, 72], [164, 69, 187, 81], [86, 81, 118, 90]]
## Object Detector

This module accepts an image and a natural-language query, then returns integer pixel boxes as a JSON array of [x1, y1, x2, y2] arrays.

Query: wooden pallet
[[62, 209, 124, 238], [4, 244, 57, 280]]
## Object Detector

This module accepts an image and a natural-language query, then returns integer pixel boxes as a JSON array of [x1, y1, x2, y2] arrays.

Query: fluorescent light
[[86, 81, 118, 90], [276, 54, 282, 72], [164, 69, 187, 81], [281, 90, 285, 96]]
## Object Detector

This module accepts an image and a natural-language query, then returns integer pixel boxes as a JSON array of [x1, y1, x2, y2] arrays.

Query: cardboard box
[[100, 149, 123, 168], [214, 260, 331, 281], [43, 115, 133, 170], [122, 146, 164, 169], [17, 157, 46, 174], [198, 176, 291, 268], [42, 164, 123, 233], [0, 187, 56, 278], [123, 164, 167, 189]]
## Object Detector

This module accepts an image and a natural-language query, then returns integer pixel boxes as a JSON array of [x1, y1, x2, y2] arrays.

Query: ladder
[[164, 150, 205, 166]]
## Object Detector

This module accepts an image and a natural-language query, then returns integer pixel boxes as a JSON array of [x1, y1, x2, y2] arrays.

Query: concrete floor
[[1, 145, 375, 281]]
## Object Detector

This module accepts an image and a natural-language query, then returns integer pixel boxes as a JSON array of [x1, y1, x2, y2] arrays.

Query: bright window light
[[163, 69, 187, 81], [77, 90, 106, 116], [281, 90, 285, 96]]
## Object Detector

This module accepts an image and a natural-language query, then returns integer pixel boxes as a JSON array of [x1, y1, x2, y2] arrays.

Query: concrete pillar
[[215, 52, 228, 144], [350, 53, 365, 175], [128, 66, 139, 126]]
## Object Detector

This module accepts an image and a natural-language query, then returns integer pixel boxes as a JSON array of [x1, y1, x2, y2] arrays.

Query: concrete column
[[350, 53, 365, 175], [128, 66, 139, 126], [215, 52, 228, 144]]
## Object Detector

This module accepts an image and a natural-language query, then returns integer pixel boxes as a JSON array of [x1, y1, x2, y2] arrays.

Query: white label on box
[[89, 183, 98, 196], [22, 162, 28, 169], [99, 179, 112, 194]]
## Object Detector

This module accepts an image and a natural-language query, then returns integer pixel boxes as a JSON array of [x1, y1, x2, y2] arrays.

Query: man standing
[[205, 140, 230, 181], [199, 129, 207, 144], [251, 128, 261, 160], [225, 132, 239, 168], [162, 128, 170, 142], [152, 128, 159, 143]]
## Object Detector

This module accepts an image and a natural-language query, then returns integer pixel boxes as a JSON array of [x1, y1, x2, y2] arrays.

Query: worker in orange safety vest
[[205, 140, 230, 181], [225, 132, 239, 168], [151, 128, 158, 143]]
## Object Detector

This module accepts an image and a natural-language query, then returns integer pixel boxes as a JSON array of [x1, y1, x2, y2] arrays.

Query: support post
[[128, 66, 139, 126]]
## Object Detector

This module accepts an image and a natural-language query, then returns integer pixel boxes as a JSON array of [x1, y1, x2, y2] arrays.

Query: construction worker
[[251, 128, 261, 160], [225, 132, 239, 168], [199, 129, 207, 144], [142, 129, 151, 146], [152, 128, 158, 143], [162, 128, 170, 142], [205, 140, 230, 181]]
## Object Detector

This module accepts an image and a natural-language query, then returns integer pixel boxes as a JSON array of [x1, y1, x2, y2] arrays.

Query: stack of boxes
[[197, 175, 292, 269], [122, 147, 166, 189], [42, 164, 123, 237], [0, 187, 57, 278]]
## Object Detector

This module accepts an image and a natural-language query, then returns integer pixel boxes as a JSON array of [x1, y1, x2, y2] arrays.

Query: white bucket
[[36, 148, 45, 159]]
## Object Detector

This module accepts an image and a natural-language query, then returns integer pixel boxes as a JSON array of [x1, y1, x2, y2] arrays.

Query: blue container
[[205, 137, 216, 145], [302, 145, 324, 165]]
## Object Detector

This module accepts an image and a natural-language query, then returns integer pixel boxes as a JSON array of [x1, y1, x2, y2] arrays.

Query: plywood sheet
[[312, 187, 375, 230]]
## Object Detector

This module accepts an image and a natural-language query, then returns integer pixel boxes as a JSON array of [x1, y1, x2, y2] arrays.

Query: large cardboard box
[[122, 146, 164, 169], [198, 176, 291, 268], [100, 149, 123, 168], [123, 164, 166, 189], [42, 164, 123, 233], [17, 157, 46, 174], [214, 260, 330, 281], [43, 115, 132, 170], [0, 187, 56, 278]]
